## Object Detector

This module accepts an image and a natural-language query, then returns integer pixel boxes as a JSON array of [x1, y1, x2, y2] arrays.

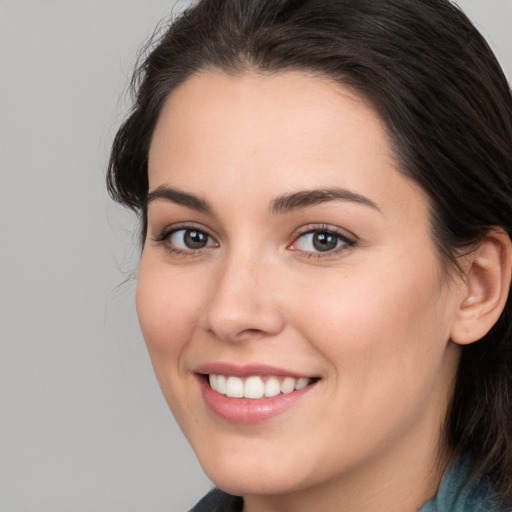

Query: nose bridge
[[203, 244, 284, 342]]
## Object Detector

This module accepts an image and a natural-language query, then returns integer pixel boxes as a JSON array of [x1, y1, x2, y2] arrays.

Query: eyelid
[[151, 222, 219, 256], [288, 224, 356, 256], [152, 222, 214, 241]]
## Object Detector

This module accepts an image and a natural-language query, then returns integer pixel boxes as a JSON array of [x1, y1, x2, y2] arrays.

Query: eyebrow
[[146, 185, 213, 214], [145, 185, 380, 216], [270, 188, 380, 214]]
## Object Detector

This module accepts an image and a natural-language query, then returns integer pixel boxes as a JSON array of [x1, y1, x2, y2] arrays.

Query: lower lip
[[198, 376, 316, 424]]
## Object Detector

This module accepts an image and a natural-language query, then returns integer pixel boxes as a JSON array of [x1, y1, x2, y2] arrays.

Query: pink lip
[[195, 362, 315, 379], [195, 363, 319, 425]]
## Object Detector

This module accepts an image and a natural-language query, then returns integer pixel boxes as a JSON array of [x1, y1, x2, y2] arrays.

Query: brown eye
[[294, 231, 344, 253], [289, 228, 355, 256], [168, 228, 215, 250]]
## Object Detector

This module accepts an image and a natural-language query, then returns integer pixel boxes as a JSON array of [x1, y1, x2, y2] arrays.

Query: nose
[[201, 251, 285, 343]]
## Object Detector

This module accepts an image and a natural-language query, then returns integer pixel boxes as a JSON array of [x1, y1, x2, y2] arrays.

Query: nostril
[[236, 328, 267, 339]]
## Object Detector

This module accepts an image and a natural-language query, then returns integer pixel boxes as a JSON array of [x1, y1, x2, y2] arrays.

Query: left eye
[[292, 230, 350, 253], [168, 228, 216, 250]]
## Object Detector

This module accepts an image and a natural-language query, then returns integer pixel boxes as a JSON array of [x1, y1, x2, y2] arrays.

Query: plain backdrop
[[0, 1, 511, 511]]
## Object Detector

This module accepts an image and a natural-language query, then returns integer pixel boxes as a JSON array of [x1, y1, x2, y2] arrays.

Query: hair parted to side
[[107, 0, 512, 500]]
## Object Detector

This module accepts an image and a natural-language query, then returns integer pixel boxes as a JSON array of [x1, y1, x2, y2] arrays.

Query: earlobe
[[450, 228, 512, 346]]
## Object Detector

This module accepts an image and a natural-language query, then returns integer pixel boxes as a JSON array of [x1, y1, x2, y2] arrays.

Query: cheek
[[135, 260, 203, 368], [291, 257, 451, 388], [286, 261, 456, 457]]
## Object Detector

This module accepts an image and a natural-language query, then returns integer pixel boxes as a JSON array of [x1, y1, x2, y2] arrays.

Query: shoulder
[[188, 488, 244, 512]]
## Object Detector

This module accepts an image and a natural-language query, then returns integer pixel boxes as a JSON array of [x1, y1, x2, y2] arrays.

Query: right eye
[[168, 228, 215, 250], [168, 229, 215, 250], [153, 226, 218, 256]]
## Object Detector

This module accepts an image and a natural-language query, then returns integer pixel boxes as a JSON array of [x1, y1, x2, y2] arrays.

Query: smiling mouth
[[207, 374, 318, 399]]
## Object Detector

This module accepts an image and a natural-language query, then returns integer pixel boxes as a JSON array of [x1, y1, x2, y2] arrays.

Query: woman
[[107, 0, 512, 510]]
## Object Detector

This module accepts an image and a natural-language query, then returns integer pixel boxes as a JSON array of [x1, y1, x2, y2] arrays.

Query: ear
[[450, 228, 512, 346]]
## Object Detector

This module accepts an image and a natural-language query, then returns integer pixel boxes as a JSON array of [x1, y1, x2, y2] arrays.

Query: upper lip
[[195, 362, 318, 379]]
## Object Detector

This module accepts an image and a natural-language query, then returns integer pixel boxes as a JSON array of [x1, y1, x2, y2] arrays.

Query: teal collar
[[419, 456, 503, 512]]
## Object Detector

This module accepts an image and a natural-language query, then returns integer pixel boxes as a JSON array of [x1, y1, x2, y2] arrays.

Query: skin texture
[[137, 71, 485, 512]]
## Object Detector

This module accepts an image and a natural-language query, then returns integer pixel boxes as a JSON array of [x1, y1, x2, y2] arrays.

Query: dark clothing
[[189, 488, 243, 512]]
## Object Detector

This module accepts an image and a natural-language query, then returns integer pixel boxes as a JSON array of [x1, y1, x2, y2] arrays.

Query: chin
[[206, 466, 306, 497], [195, 443, 313, 497]]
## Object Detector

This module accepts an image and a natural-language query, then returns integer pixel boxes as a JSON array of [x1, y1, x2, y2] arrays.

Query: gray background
[[0, 1, 511, 511]]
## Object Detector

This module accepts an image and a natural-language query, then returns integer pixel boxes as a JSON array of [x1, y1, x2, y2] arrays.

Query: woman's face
[[138, 71, 464, 502]]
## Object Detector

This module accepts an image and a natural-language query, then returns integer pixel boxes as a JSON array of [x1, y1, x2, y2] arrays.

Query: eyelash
[[152, 224, 356, 259], [152, 224, 218, 258], [288, 225, 356, 259]]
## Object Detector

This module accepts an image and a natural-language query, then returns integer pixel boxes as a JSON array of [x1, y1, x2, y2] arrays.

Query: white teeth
[[264, 377, 281, 397], [216, 374, 227, 394], [226, 376, 244, 398], [208, 374, 313, 399], [295, 378, 309, 390], [244, 376, 265, 399], [281, 377, 296, 394]]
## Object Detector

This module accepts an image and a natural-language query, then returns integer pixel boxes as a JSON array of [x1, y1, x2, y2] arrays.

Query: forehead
[[148, 70, 426, 219]]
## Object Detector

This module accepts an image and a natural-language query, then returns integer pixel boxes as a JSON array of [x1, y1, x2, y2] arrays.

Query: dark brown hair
[[107, 0, 512, 499]]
